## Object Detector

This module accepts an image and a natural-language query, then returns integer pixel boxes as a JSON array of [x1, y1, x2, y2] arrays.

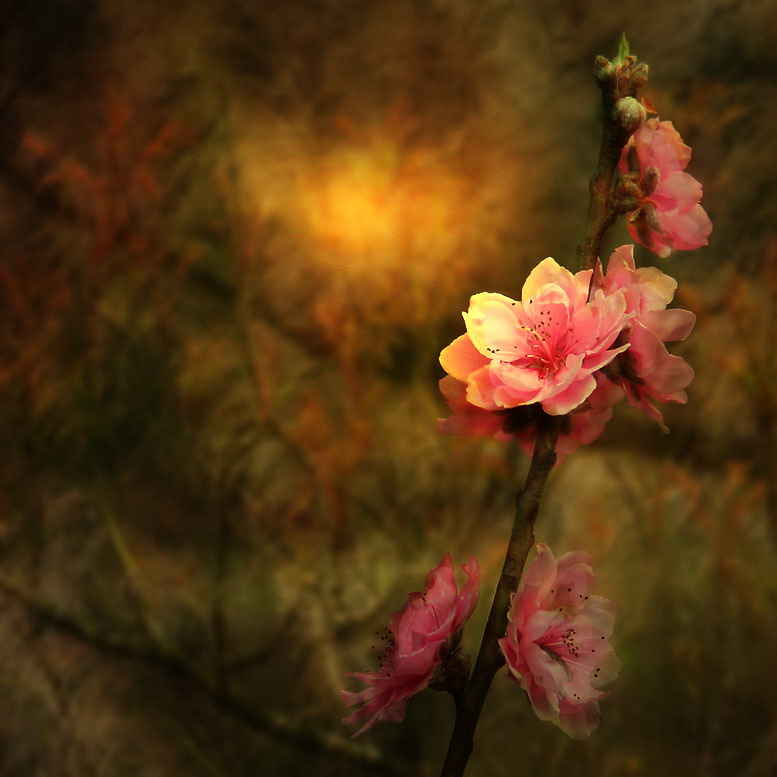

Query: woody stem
[[439, 415, 560, 777], [576, 76, 636, 271]]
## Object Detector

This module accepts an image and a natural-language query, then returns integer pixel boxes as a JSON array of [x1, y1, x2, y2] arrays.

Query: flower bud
[[613, 96, 647, 133], [630, 62, 649, 90], [594, 55, 614, 83]]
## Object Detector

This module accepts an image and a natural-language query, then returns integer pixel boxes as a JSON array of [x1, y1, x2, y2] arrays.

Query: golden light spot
[[232, 115, 529, 325], [298, 141, 468, 274]]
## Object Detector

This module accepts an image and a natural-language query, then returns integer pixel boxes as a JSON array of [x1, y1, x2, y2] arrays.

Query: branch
[[438, 38, 648, 776], [576, 46, 649, 271], [439, 415, 560, 777]]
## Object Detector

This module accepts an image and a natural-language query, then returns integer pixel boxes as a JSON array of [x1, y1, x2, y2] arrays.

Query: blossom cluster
[[342, 84, 705, 750], [342, 546, 619, 740], [437, 245, 695, 459], [436, 118, 706, 458]]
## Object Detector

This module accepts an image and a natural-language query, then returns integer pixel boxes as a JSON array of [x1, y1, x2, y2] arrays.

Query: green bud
[[612, 33, 630, 66], [594, 55, 614, 83], [613, 96, 647, 132]]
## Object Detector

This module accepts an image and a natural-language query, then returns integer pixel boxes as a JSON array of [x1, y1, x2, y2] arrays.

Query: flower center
[[521, 304, 573, 376], [542, 625, 582, 659]]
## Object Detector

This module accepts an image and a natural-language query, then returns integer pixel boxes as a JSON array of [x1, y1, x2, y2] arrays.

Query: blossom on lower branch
[[498, 543, 620, 739], [341, 554, 480, 737]]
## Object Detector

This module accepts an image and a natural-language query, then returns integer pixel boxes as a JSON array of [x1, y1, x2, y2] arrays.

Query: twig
[[576, 39, 648, 271]]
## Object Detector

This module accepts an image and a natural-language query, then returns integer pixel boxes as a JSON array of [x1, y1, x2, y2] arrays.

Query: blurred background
[[1, 0, 776, 774]]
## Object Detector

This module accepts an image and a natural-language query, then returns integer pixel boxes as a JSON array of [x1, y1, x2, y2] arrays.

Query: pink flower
[[341, 554, 480, 737], [439, 257, 630, 417], [599, 245, 695, 430], [619, 118, 712, 258], [499, 544, 620, 739], [436, 374, 622, 465]]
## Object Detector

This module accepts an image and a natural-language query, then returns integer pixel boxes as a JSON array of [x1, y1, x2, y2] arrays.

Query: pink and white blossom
[[341, 554, 480, 737], [598, 245, 695, 430], [619, 118, 712, 258], [439, 257, 630, 418], [499, 543, 620, 739]]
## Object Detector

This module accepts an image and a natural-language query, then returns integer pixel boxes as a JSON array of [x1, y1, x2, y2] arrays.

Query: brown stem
[[576, 102, 630, 271], [576, 60, 646, 271], [439, 416, 560, 777], [438, 40, 648, 777]]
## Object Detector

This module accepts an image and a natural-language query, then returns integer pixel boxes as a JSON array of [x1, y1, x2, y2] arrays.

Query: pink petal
[[641, 308, 695, 342], [424, 554, 458, 612], [541, 372, 595, 415], [558, 700, 601, 740], [521, 257, 589, 311], [523, 542, 558, 595], [439, 334, 489, 382], [605, 244, 636, 274], [582, 342, 630, 375], [645, 352, 694, 398], [650, 170, 703, 211], [634, 265, 678, 310], [464, 365, 500, 411], [627, 220, 672, 258], [436, 376, 507, 438], [659, 203, 712, 250], [464, 292, 523, 358], [453, 556, 481, 628]]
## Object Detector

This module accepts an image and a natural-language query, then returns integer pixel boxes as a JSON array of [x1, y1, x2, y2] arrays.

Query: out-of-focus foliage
[[0, 1, 775, 775]]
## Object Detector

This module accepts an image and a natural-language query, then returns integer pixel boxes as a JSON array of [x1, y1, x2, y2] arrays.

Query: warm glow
[[298, 142, 468, 270], [233, 115, 525, 302]]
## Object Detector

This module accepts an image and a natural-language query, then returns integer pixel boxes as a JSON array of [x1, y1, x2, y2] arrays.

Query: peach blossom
[[619, 118, 712, 258], [341, 554, 480, 737], [599, 245, 695, 430], [499, 544, 620, 739], [440, 258, 630, 418]]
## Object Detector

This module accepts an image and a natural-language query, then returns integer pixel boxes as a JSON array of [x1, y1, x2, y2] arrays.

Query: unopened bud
[[630, 63, 649, 90], [594, 55, 614, 83], [613, 96, 647, 133]]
